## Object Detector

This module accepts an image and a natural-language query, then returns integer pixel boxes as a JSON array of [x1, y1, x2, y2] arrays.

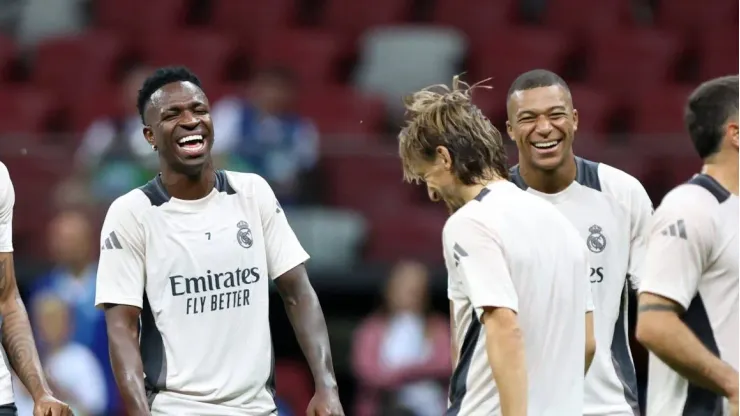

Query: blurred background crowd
[[0, 0, 736, 414]]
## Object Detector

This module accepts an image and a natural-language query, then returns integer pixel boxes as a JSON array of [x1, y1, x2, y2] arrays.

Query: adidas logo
[[453, 243, 468, 267], [101, 231, 123, 250], [660, 219, 687, 240]]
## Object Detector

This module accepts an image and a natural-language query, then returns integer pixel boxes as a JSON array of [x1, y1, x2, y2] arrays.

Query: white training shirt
[[95, 170, 310, 416], [444, 180, 594, 416], [639, 174, 738, 416], [510, 157, 652, 416], [0, 163, 17, 405]]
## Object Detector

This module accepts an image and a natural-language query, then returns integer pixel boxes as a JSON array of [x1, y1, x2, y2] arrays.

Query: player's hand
[[729, 393, 738, 416], [33, 394, 73, 416], [306, 387, 344, 416]]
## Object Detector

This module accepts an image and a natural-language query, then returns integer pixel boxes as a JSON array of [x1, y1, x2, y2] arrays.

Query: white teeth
[[177, 135, 203, 144], [533, 140, 559, 149]]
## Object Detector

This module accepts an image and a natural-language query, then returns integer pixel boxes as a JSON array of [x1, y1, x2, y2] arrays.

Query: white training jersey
[[444, 180, 594, 416], [510, 157, 652, 416], [95, 170, 309, 416], [639, 174, 738, 416], [0, 163, 16, 405]]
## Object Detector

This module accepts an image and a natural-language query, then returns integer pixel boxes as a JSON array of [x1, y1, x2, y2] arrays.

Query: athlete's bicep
[[253, 176, 309, 280], [638, 202, 712, 310], [444, 214, 517, 320], [95, 199, 146, 309]]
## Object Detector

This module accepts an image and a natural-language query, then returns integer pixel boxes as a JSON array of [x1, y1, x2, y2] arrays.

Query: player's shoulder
[[221, 170, 272, 198], [0, 161, 10, 187], [660, 175, 726, 213], [107, 188, 154, 222], [592, 159, 647, 197]]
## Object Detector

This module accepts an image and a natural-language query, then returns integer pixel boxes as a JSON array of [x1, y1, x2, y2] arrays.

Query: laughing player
[[398, 76, 596, 415], [505, 70, 653, 416], [95, 67, 344, 416]]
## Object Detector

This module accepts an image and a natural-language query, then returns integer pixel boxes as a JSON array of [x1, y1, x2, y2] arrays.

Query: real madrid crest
[[586, 225, 606, 253], [236, 220, 253, 249]]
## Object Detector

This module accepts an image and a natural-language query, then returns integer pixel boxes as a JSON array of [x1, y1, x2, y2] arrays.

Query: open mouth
[[176, 134, 206, 156], [531, 139, 562, 151]]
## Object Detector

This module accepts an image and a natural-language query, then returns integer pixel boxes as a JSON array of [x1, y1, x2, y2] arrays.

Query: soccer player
[[0, 163, 72, 416], [398, 76, 596, 415], [505, 69, 653, 415], [636, 75, 739, 416], [94, 67, 344, 416]]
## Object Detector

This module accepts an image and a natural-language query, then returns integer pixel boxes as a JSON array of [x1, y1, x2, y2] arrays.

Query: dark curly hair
[[136, 66, 202, 123]]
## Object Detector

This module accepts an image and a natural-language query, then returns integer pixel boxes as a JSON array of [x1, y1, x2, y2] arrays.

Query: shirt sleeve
[[0, 164, 14, 253], [626, 180, 654, 289], [254, 176, 310, 279], [638, 194, 713, 310], [443, 212, 518, 320], [94, 196, 146, 309]]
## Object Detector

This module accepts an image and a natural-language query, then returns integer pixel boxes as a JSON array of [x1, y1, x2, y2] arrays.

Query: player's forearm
[[277, 267, 338, 389], [107, 320, 150, 415], [1, 296, 51, 400], [484, 315, 527, 416], [637, 312, 738, 396]]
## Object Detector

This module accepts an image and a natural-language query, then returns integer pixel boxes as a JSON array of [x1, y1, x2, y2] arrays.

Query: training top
[[0, 163, 18, 405], [510, 157, 653, 416], [639, 174, 738, 416], [444, 180, 594, 416], [95, 170, 309, 416]]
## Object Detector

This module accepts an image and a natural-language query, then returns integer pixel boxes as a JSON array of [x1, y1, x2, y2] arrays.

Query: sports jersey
[[0, 163, 17, 405], [639, 174, 738, 416], [510, 157, 653, 415], [444, 180, 594, 416], [95, 170, 310, 416]]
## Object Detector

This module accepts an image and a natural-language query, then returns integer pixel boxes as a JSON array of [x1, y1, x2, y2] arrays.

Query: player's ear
[[727, 121, 738, 150], [435, 146, 452, 169], [505, 120, 515, 142], [572, 108, 579, 133], [143, 126, 156, 149]]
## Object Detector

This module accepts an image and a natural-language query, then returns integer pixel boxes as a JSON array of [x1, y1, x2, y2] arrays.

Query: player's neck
[[702, 154, 738, 195], [160, 163, 217, 200], [460, 178, 506, 204], [519, 156, 577, 194]]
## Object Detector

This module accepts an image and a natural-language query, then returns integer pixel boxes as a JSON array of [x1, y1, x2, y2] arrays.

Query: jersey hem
[[636, 287, 689, 310], [95, 296, 144, 309], [270, 255, 310, 280]]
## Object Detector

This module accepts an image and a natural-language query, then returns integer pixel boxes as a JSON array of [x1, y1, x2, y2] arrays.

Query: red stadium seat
[[322, 0, 413, 39], [68, 85, 128, 133], [140, 31, 236, 89], [569, 85, 614, 135], [32, 31, 125, 99], [469, 28, 571, 89], [96, 0, 188, 37], [656, 0, 738, 32], [210, 0, 296, 52], [698, 27, 739, 81], [432, 0, 517, 35], [469, 86, 508, 128], [589, 30, 682, 94], [296, 86, 386, 136], [0, 87, 56, 134], [253, 30, 341, 85], [632, 85, 695, 135], [365, 206, 448, 263], [543, 0, 634, 34], [0, 35, 17, 84]]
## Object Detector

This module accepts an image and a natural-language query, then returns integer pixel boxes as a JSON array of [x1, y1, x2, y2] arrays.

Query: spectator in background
[[31, 293, 107, 416], [27, 210, 119, 414], [351, 261, 451, 416], [212, 67, 319, 205]]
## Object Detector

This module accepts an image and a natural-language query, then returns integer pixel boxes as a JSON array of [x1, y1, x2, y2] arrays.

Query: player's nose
[[179, 111, 201, 129], [534, 116, 554, 137]]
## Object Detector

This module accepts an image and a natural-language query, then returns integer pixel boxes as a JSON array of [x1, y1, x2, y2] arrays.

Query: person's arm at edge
[[0, 253, 53, 401], [450, 301, 458, 368], [481, 306, 527, 416], [636, 292, 738, 398], [585, 311, 596, 375], [103, 303, 149, 415], [274, 264, 338, 393]]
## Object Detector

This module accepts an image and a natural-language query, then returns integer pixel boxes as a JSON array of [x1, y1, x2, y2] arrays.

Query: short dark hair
[[137, 66, 202, 123], [685, 75, 739, 159], [507, 69, 570, 99]]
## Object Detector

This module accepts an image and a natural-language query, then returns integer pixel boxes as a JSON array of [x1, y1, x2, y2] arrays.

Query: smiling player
[[95, 67, 344, 416], [506, 70, 653, 416]]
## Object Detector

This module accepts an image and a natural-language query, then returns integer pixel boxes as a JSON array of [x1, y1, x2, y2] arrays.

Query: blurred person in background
[[506, 69, 652, 416], [27, 210, 119, 414], [351, 260, 451, 416], [15, 293, 107, 416], [211, 67, 319, 205], [637, 75, 739, 416]]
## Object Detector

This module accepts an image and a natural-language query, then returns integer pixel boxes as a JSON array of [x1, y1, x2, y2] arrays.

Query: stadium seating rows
[[0, 0, 733, 263]]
